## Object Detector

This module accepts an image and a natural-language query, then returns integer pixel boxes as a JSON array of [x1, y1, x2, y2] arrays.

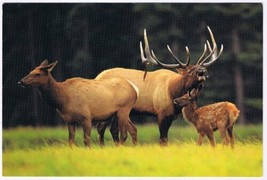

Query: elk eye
[[34, 73, 41, 77]]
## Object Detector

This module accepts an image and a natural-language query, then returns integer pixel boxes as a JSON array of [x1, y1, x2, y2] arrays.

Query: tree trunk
[[50, 10, 63, 126], [232, 28, 246, 124], [28, 11, 40, 126]]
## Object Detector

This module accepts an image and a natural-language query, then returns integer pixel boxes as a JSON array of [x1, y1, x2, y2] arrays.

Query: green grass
[[2, 124, 263, 176]]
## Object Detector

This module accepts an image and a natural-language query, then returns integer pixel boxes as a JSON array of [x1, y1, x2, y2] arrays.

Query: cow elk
[[18, 60, 138, 147], [174, 86, 240, 148], [96, 26, 223, 146]]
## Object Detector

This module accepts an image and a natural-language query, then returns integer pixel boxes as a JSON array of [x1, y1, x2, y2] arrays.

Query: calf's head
[[174, 83, 203, 106]]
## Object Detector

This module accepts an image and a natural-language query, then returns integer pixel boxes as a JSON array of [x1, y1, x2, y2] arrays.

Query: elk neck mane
[[168, 74, 188, 100]]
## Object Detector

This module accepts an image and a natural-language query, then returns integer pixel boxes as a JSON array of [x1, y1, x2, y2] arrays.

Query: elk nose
[[18, 81, 25, 88], [173, 98, 179, 105]]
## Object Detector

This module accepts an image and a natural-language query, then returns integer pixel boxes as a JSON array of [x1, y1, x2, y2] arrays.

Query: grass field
[[2, 123, 263, 177]]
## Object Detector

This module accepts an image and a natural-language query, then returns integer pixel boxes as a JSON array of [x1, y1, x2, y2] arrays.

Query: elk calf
[[174, 89, 239, 148], [18, 60, 138, 147]]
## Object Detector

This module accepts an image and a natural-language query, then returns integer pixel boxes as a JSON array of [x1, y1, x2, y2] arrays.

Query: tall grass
[[3, 124, 262, 150], [2, 124, 263, 176]]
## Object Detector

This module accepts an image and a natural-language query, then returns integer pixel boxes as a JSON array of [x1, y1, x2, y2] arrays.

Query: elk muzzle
[[197, 66, 207, 81], [18, 75, 31, 88], [18, 80, 27, 88]]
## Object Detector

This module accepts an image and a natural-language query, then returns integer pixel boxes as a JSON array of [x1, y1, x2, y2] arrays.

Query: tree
[[134, 3, 263, 124], [2, 3, 262, 127]]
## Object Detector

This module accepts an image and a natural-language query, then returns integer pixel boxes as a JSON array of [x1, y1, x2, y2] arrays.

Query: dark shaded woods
[[3, 3, 262, 127]]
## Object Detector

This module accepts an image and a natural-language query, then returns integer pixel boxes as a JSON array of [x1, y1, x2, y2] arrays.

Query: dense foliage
[[3, 3, 262, 127]]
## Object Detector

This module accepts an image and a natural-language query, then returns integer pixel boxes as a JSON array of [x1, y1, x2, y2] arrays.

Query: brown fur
[[96, 66, 205, 145], [176, 93, 240, 148], [18, 60, 138, 147]]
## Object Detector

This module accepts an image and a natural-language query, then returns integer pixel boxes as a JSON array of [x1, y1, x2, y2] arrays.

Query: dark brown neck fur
[[169, 75, 188, 100]]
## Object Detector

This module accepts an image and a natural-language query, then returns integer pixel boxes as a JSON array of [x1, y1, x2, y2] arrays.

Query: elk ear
[[46, 61, 58, 72], [39, 59, 49, 67], [41, 61, 58, 72]]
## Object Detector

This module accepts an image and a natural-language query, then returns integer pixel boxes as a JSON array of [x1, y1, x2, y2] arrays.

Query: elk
[[174, 86, 240, 148], [18, 60, 138, 147], [96, 26, 223, 146]]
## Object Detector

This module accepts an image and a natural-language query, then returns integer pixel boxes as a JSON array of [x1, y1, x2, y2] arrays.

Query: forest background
[[2, 3, 263, 127]]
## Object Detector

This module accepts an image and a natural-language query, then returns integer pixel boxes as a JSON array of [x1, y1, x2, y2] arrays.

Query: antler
[[140, 29, 158, 80], [151, 45, 191, 69], [140, 26, 223, 80], [166, 44, 190, 68], [197, 26, 224, 67]]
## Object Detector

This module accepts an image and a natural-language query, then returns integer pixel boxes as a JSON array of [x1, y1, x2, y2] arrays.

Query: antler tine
[[207, 40, 216, 59], [140, 41, 146, 64], [151, 44, 190, 69], [151, 50, 182, 69], [140, 29, 158, 66], [185, 46, 190, 66], [206, 40, 213, 52], [199, 26, 223, 66], [197, 28, 217, 65], [140, 41, 148, 80], [198, 41, 217, 66], [197, 43, 207, 65], [167, 45, 189, 68], [140, 29, 158, 80], [203, 44, 224, 67]]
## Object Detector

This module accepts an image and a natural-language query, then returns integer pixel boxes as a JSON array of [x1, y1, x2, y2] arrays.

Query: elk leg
[[219, 127, 229, 146], [96, 120, 111, 146], [111, 116, 137, 145], [227, 126, 235, 149], [126, 120, 137, 145], [67, 122, 76, 148], [158, 116, 173, 146], [116, 111, 128, 145], [206, 131, 216, 147], [197, 133, 205, 146], [82, 119, 92, 148], [110, 116, 119, 145]]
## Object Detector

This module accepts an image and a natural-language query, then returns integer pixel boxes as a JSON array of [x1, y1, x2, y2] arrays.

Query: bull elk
[[96, 26, 223, 146], [174, 86, 239, 148], [18, 60, 138, 147]]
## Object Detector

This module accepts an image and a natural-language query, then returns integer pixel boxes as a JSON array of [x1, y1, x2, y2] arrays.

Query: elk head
[[140, 26, 223, 84], [18, 60, 58, 88]]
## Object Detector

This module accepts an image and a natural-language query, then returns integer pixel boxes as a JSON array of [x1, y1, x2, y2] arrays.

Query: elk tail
[[227, 102, 240, 124]]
